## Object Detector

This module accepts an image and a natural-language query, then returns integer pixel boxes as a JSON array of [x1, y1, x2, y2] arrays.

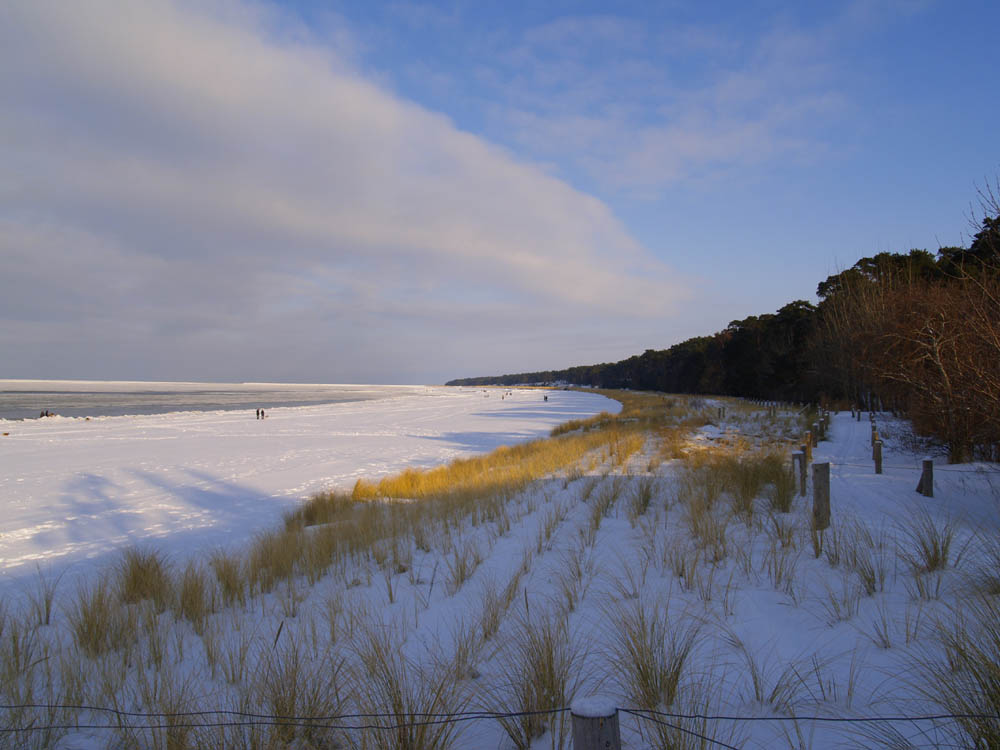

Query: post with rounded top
[[873, 440, 883, 474], [571, 697, 621, 750], [813, 462, 831, 530]]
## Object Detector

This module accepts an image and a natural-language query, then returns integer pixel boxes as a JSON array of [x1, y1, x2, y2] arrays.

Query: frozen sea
[[0, 379, 419, 420]]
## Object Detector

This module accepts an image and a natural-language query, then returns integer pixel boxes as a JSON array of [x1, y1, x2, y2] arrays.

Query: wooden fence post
[[811, 423, 820, 446], [813, 462, 831, 530], [873, 440, 883, 474], [916, 459, 934, 497], [571, 698, 621, 750], [793, 451, 806, 496]]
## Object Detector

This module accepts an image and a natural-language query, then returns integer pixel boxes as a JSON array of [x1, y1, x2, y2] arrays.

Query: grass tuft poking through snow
[[488, 606, 584, 750]]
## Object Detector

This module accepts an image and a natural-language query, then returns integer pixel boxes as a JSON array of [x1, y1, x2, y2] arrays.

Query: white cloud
[[474, 10, 852, 194], [0, 0, 687, 381]]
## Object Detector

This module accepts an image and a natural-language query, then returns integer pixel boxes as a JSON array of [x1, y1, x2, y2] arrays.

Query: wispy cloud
[[0, 0, 687, 381], [454, 10, 854, 194]]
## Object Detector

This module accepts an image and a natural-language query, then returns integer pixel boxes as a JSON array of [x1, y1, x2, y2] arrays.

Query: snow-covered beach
[[0, 383, 618, 595], [1, 390, 999, 749]]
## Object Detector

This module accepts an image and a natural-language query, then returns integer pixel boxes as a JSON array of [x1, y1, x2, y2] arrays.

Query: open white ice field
[[1, 391, 999, 750]]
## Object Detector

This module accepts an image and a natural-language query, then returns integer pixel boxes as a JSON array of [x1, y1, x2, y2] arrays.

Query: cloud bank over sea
[[0, 1, 685, 384]]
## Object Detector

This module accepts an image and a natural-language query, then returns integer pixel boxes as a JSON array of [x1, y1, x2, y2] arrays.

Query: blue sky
[[1, 1, 997, 383]]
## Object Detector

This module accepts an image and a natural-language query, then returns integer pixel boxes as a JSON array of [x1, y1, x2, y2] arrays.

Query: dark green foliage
[[447, 304, 816, 402], [448, 203, 1000, 461]]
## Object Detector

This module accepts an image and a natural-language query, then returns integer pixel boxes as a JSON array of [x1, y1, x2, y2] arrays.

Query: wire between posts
[[4, 703, 1000, 739], [832, 462, 991, 474], [0, 704, 569, 734], [621, 707, 1000, 724], [621, 709, 742, 750]]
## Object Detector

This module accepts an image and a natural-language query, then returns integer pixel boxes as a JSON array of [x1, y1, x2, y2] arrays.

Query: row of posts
[[792, 410, 935, 533], [716, 401, 795, 421], [791, 408, 831, 529], [867, 409, 934, 497]]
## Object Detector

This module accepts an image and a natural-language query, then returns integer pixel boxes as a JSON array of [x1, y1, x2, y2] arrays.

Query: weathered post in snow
[[871, 425, 878, 447], [856, 409, 861, 422], [811, 423, 820, 446], [793, 451, 807, 496], [917, 459, 934, 498], [873, 440, 883, 474], [571, 698, 621, 750], [813, 462, 831, 530], [803, 435, 813, 463]]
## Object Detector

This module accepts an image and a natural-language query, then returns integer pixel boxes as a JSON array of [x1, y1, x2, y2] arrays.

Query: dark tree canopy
[[448, 202, 1000, 460]]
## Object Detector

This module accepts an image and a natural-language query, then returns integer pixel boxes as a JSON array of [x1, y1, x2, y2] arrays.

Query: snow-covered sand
[[2, 396, 999, 749], [0, 385, 618, 595]]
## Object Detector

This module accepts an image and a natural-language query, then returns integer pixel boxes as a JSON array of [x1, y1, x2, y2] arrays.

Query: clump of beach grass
[[253, 633, 347, 749], [607, 599, 702, 712], [352, 623, 471, 750], [66, 577, 138, 658], [488, 607, 585, 750], [209, 550, 245, 608], [116, 547, 173, 612], [915, 595, 1000, 748], [897, 510, 957, 575]]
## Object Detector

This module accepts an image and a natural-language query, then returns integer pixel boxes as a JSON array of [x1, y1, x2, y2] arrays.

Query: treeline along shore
[[449, 188, 1000, 463]]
